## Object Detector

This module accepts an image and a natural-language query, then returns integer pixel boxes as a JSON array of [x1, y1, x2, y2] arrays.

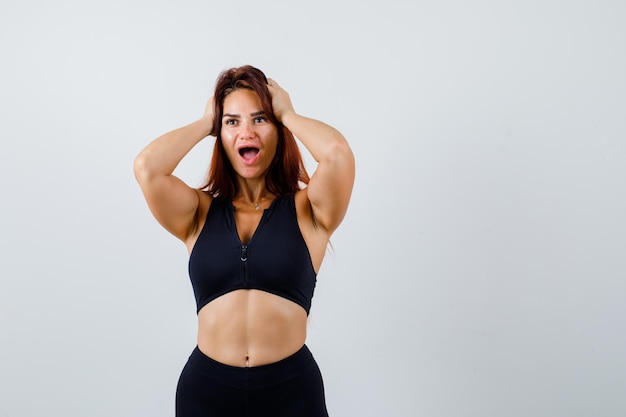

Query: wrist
[[278, 110, 296, 125], [198, 115, 215, 136]]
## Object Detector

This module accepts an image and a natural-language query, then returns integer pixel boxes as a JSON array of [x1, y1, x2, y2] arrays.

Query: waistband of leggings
[[187, 344, 315, 389]]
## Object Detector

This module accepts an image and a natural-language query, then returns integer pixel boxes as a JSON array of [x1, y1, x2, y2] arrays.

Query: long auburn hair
[[200, 65, 310, 199]]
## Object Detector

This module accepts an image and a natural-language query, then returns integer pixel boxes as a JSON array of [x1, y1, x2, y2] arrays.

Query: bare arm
[[268, 79, 355, 233], [133, 99, 214, 241]]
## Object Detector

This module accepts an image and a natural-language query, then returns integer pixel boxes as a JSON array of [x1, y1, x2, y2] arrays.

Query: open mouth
[[239, 147, 260, 161]]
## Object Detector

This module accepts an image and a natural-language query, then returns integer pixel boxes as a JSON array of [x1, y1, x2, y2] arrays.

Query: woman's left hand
[[267, 78, 295, 123]]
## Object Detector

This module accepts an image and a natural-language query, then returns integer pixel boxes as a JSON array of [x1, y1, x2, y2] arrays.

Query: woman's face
[[220, 88, 278, 180]]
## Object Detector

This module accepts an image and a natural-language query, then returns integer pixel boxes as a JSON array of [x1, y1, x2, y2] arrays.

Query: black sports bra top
[[188, 194, 317, 315]]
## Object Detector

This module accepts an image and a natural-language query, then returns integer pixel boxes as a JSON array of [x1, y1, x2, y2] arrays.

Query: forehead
[[223, 88, 262, 112]]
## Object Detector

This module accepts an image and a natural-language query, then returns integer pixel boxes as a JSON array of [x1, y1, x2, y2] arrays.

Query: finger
[[267, 78, 277, 88]]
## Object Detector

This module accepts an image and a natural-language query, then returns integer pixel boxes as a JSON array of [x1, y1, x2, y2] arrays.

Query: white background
[[1, 1, 625, 416]]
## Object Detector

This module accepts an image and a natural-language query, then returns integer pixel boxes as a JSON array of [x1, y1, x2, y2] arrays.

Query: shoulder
[[294, 189, 329, 234], [196, 190, 216, 225], [294, 189, 311, 217], [293, 189, 331, 272], [185, 191, 214, 247]]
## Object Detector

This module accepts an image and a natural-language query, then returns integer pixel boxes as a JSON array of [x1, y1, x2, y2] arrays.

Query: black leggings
[[175, 345, 329, 417]]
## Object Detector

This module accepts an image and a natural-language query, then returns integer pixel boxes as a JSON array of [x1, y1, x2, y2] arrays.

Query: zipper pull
[[241, 244, 248, 262]]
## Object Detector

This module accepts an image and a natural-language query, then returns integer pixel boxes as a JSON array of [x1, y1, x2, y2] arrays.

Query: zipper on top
[[240, 244, 249, 286]]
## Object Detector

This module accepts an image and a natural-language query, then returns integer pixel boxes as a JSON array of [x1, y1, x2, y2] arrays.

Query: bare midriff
[[196, 289, 308, 367]]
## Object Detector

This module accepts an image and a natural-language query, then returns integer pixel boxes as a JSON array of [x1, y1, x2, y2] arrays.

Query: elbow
[[133, 152, 153, 184], [324, 138, 354, 167]]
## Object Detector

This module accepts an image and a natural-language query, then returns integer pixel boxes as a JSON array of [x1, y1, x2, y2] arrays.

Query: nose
[[239, 120, 255, 140]]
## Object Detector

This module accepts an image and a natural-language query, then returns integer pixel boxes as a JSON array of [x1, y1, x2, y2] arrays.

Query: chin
[[237, 168, 265, 179]]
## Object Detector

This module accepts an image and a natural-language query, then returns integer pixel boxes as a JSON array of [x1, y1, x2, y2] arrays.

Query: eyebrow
[[223, 110, 266, 118]]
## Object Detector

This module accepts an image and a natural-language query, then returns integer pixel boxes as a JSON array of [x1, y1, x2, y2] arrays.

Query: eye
[[224, 119, 237, 126], [254, 116, 266, 123]]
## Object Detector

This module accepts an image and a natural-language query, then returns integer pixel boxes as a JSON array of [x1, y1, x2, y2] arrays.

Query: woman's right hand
[[203, 96, 216, 135]]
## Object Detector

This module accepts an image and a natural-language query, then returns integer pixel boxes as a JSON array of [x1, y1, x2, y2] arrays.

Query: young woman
[[134, 65, 355, 416]]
